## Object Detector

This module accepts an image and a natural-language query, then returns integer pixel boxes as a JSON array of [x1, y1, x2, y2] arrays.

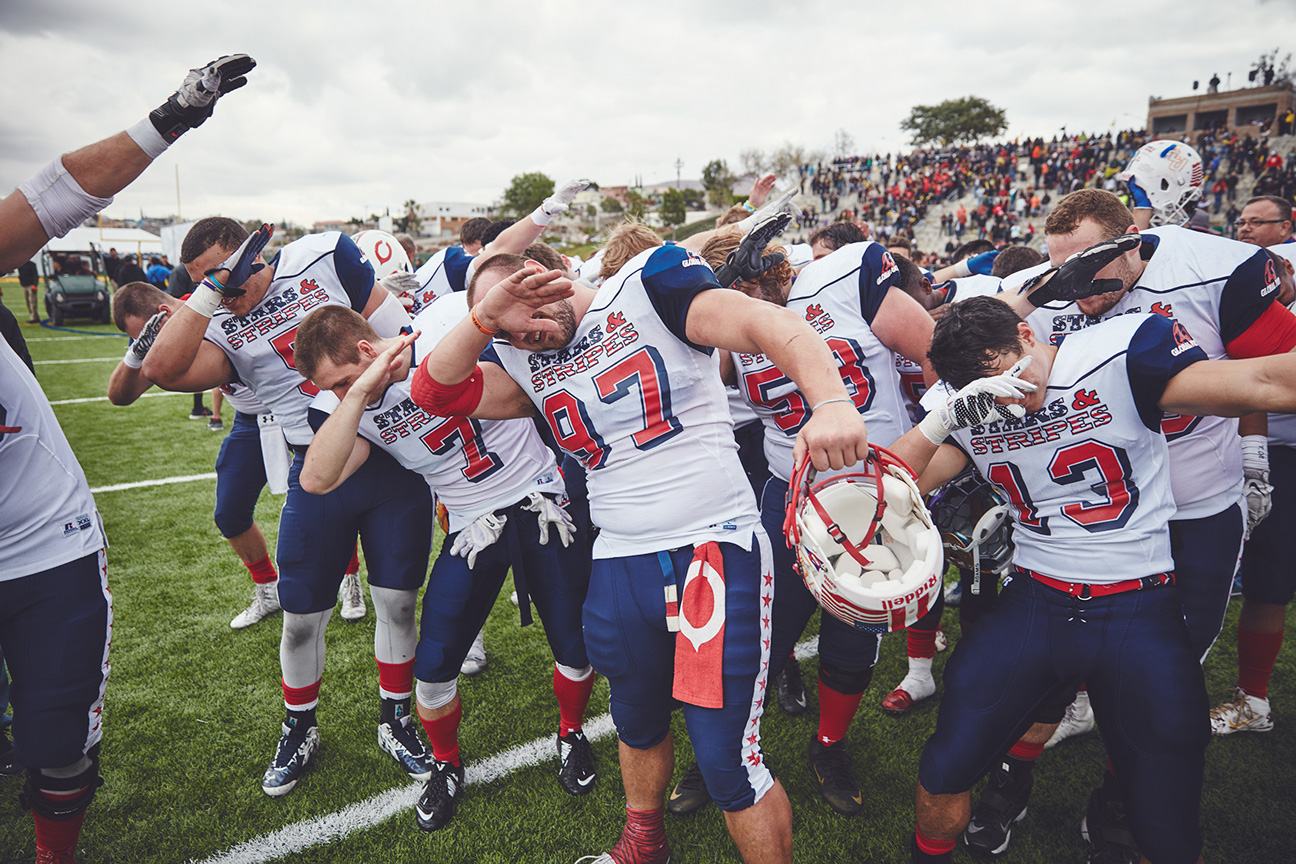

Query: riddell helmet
[[1116, 140, 1205, 227], [928, 468, 1014, 583], [785, 445, 943, 633], [353, 230, 412, 279]]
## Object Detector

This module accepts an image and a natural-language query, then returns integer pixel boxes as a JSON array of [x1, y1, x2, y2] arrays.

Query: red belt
[[1019, 567, 1174, 600]]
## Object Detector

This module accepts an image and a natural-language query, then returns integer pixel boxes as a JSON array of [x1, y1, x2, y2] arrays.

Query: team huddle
[[4, 55, 1296, 864]]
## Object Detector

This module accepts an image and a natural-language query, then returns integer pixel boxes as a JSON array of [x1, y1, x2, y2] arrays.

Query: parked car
[[42, 247, 112, 326]]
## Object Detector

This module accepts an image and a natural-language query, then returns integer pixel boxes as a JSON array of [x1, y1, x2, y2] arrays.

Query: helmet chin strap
[[805, 454, 887, 571]]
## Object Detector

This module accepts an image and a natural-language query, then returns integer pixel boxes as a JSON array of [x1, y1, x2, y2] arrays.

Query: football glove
[[736, 187, 799, 235], [1242, 435, 1273, 539], [123, 310, 166, 369], [1020, 234, 1141, 307], [149, 54, 256, 145], [918, 357, 1035, 445], [954, 249, 1000, 278], [450, 512, 507, 569], [1126, 177, 1153, 210], [713, 212, 791, 289], [532, 179, 591, 226], [521, 492, 575, 547], [379, 270, 420, 302], [205, 223, 274, 298]]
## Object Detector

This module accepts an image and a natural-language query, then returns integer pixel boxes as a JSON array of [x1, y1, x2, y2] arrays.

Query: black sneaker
[[0, 727, 21, 777], [777, 658, 808, 716], [807, 738, 862, 816], [557, 729, 596, 795], [378, 717, 434, 781], [962, 760, 1032, 858], [189, 406, 213, 419], [666, 762, 711, 816], [416, 761, 465, 832], [1080, 784, 1140, 864]]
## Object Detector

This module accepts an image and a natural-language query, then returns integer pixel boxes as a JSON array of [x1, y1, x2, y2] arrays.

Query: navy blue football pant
[[1240, 445, 1296, 605], [919, 574, 1208, 864], [277, 448, 432, 614], [414, 496, 590, 682], [1169, 502, 1245, 661], [213, 410, 265, 538]]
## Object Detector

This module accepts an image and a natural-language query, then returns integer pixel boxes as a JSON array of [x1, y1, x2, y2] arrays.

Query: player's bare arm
[[1160, 353, 1296, 418], [871, 286, 938, 386]]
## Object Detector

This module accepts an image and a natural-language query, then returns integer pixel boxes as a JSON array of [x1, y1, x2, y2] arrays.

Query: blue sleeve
[[857, 244, 900, 324], [333, 233, 375, 312], [307, 406, 330, 433], [1218, 247, 1283, 347], [479, 342, 502, 366], [1126, 314, 1207, 432], [444, 247, 473, 293], [640, 244, 721, 352]]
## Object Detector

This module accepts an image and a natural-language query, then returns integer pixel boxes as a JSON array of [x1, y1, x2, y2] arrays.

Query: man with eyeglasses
[[1237, 195, 1294, 247]]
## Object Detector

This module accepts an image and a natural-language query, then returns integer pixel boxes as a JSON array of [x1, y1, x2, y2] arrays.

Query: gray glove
[[521, 493, 575, 547], [450, 512, 507, 569]]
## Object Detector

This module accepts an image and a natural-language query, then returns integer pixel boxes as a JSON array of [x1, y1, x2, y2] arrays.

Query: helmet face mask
[[786, 446, 944, 633], [928, 469, 1014, 585], [353, 230, 412, 279], [1116, 140, 1205, 227]]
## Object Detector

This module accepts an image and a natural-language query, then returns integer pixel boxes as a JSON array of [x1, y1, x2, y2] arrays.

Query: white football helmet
[[1116, 140, 1205, 227], [928, 468, 1013, 589], [353, 230, 412, 279], [785, 445, 943, 632]]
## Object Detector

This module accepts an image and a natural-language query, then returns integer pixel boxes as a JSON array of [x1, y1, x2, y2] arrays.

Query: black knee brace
[[819, 661, 874, 695], [20, 745, 102, 821]]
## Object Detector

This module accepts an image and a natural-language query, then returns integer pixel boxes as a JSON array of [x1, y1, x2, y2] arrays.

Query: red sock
[[245, 555, 277, 585], [34, 803, 85, 854], [907, 628, 938, 660], [610, 805, 669, 864], [1008, 738, 1044, 762], [420, 701, 462, 766], [376, 659, 414, 701], [817, 678, 864, 746], [1237, 625, 1284, 699], [283, 678, 321, 712], [553, 666, 595, 736], [914, 826, 955, 859], [346, 544, 360, 576]]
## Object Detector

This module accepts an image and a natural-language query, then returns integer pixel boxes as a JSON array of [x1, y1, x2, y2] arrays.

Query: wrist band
[[470, 306, 499, 337], [742, 200, 756, 213], [811, 397, 855, 412]]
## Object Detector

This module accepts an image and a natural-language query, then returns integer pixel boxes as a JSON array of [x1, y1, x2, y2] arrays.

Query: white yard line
[[190, 636, 822, 864], [26, 335, 123, 342], [91, 473, 216, 493], [33, 357, 122, 365], [50, 391, 187, 406]]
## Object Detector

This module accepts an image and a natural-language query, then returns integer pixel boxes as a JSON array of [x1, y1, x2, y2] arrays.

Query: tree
[[399, 199, 422, 235], [833, 128, 856, 161], [701, 159, 736, 208], [660, 188, 686, 235], [739, 148, 767, 176], [770, 142, 816, 178], [601, 196, 624, 215], [1250, 49, 1293, 87], [500, 172, 555, 218], [624, 190, 648, 220], [900, 96, 1008, 147]]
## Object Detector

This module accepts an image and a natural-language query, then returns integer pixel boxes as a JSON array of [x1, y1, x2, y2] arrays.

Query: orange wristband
[[470, 305, 499, 337]]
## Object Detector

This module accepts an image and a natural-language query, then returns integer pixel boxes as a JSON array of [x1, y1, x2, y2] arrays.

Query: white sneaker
[[1209, 687, 1273, 735], [935, 626, 948, 653], [460, 629, 487, 676], [231, 581, 282, 629], [339, 572, 366, 622], [1045, 690, 1095, 748]]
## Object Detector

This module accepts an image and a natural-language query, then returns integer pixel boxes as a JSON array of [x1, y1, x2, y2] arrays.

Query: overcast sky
[[1, 0, 1292, 226]]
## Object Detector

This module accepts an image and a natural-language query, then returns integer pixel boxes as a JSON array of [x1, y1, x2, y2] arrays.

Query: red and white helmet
[[353, 230, 411, 279], [1116, 140, 1205, 227], [785, 445, 943, 633]]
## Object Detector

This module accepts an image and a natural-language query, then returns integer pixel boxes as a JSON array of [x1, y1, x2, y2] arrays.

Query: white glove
[[379, 271, 420, 306], [1241, 434, 1273, 539], [123, 310, 166, 369], [450, 512, 507, 569], [737, 187, 798, 235], [918, 357, 1036, 445], [531, 179, 590, 226], [521, 492, 575, 547]]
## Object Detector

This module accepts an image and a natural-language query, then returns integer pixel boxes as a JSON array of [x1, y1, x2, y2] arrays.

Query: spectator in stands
[[1237, 195, 1294, 247]]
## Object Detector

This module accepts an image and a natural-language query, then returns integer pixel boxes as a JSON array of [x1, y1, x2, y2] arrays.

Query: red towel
[[673, 542, 726, 709]]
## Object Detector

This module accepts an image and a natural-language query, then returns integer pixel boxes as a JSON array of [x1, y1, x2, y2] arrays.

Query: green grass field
[[1, 278, 1293, 863]]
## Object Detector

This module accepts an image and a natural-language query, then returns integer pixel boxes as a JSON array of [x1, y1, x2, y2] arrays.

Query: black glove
[[130, 311, 166, 362], [1021, 234, 1141, 307], [149, 54, 257, 144], [713, 212, 791, 289], [204, 223, 273, 298]]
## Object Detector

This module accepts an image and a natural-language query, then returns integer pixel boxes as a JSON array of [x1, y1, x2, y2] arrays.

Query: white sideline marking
[[91, 473, 216, 493], [33, 356, 121, 365], [50, 391, 186, 406], [191, 636, 822, 864], [26, 335, 121, 342]]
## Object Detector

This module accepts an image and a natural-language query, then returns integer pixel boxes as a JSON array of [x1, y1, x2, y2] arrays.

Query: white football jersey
[[204, 232, 386, 446], [492, 244, 757, 557], [950, 314, 1205, 583], [735, 241, 910, 480], [409, 246, 475, 315], [944, 273, 1002, 302], [219, 381, 269, 415], [0, 339, 104, 582], [1025, 226, 1287, 519]]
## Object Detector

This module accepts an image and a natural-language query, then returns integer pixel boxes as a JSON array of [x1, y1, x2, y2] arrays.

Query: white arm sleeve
[[18, 158, 115, 240], [363, 287, 413, 338]]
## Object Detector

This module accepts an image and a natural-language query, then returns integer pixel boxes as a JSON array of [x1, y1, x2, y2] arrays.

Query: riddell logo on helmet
[[879, 570, 939, 610]]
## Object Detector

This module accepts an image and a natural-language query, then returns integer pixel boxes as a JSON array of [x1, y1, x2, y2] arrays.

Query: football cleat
[[666, 762, 711, 816], [230, 581, 281, 630], [378, 717, 434, 780], [460, 629, 487, 676], [415, 760, 465, 832], [338, 572, 366, 621], [207, 417, 224, 431], [0, 727, 21, 777], [935, 626, 948, 652], [1080, 783, 1140, 864], [880, 670, 936, 716], [962, 760, 1031, 858], [35, 851, 77, 864], [1209, 687, 1273, 735], [189, 406, 213, 419], [557, 729, 597, 795], [1046, 690, 1096, 748], [944, 581, 963, 607], [807, 739, 863, 816], [261, 722, 319, 797], [776, 658, 808, 715]]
